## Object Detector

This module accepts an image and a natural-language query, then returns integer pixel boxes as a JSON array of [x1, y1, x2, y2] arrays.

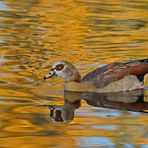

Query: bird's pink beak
[[44, 70, 56, 80]]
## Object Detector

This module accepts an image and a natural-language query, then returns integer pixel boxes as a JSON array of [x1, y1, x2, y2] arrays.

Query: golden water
[[0, 0, 148, 147]]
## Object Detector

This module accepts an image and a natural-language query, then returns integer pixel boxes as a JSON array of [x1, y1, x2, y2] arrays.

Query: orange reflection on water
[[0, 0, 148, 147]]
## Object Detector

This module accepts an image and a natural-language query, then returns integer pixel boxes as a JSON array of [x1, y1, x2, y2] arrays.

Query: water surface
[[0, 0, 148, 147]]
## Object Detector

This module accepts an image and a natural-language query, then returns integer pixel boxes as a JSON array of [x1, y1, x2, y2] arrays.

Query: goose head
[[44, 61, 81, 82]]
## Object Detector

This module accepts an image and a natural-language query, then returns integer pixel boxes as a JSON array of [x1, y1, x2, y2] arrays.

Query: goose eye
[[55, 64, 65, 71]]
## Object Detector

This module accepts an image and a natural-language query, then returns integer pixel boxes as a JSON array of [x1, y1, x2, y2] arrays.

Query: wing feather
[[82, 59, 148, 88]]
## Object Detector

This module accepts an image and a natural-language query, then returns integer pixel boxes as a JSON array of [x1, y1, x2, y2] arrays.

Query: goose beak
[[44, 70, 56, 80]]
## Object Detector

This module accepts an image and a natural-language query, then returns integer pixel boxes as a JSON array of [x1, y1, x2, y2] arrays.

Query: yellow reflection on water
[[0, 0, 148, 147]]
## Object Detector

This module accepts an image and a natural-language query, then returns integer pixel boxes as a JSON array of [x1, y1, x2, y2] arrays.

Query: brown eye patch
[[51, 68, 54, 71], [55, 64, 65, 71], [55, 110, 64, 122]]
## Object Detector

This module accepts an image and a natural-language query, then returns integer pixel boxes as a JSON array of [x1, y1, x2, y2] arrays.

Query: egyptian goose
[[44, 59, 148, 93]]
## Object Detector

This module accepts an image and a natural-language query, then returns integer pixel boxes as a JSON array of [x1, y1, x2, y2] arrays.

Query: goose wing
[[82, 59, 148, 88]]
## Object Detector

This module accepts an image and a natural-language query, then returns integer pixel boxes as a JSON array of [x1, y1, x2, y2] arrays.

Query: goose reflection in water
[[44, 99, 81, 123], [45, 90, 148, 123]]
